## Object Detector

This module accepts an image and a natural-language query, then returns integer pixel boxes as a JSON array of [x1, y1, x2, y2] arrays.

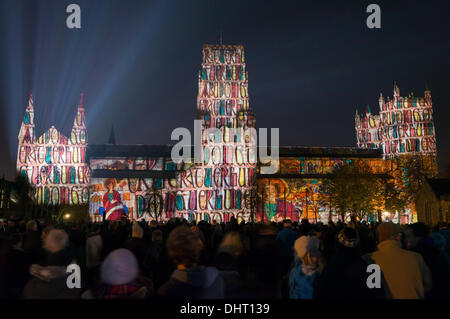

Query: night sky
[[1, 0, 449, 179]]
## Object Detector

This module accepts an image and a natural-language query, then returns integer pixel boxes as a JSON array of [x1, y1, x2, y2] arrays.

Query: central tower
[[195, 44, 257, 222]]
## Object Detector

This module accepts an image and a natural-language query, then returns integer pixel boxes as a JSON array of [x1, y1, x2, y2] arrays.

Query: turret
[[18, 93, 35, 145], [424, 86, 432, 103], [70, 93, 87, 145], [378, 93, 384, 111], [393, 82, 400, 101]]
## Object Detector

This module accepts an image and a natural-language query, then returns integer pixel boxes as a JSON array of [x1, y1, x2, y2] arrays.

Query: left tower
[[17, 94, 90, 205]]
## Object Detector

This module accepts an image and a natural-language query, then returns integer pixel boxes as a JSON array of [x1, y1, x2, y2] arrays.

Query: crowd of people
[[0, 216, 449, 299]]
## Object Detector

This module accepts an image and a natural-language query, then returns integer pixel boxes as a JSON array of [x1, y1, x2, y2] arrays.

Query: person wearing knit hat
[[22, 229, 80, 299], [101, 248, 138, 285], [84, 248, 151, 299], [289, 236, 322, 299]]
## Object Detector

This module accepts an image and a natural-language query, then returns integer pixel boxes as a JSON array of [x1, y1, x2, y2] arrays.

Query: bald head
[[377, 222, 402, 243]]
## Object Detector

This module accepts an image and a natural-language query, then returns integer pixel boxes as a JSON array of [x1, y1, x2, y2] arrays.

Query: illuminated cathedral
[[15, 45, 439, 224]]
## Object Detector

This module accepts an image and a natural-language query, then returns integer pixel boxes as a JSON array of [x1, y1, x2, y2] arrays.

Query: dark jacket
[[157, 266, 224, 299], [413, 238, 450, 299], [22, 230, 41, 263], [22, 264, 81, 299], [314, 246, 383, 299], [3, 247, 32, 298], [276, 227, 299, 257], [123, 238, 147, 267]]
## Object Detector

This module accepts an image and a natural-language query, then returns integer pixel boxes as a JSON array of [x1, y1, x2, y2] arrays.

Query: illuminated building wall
[[87, 146, 178, 222], [16, 94, 90, 205], [356, 84, 438, 175], [256, 147, 395, 223], [192, 44, 257, 222]]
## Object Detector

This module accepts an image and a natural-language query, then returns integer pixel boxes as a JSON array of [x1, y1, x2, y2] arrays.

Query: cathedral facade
[[16, 94, 90, 205]]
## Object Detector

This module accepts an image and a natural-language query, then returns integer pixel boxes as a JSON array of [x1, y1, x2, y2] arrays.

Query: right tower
[[356, 83, 438, 176]]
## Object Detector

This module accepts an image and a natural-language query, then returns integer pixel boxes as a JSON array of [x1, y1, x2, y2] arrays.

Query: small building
[[416, 178, 450, 226], [0, 177, 16, 210]]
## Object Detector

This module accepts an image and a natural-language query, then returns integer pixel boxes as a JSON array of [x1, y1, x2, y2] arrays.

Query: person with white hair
[[288, 235, 322, 299], [22, 229, 80, 299]]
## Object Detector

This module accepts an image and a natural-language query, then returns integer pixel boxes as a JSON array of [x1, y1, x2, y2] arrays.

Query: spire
[[27, 92, 34, 109], [78, 93, 84, 109], [393, 82, 400, 98], [108, 124, 116, 145], [72, 93, 86, 129]]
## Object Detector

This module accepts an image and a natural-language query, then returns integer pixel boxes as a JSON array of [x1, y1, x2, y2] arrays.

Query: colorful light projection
[[185, 44, 257, 222], [16, 94, 90, 205], [356, 84, 437, 159], [89, 157, 175, 221], [257, 156, 392, 222], [257, 178, 321, 222]]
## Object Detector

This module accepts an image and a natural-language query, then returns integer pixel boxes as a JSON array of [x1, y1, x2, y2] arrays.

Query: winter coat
[[157, 266, 224, 299], [412, 238, 450, 299], [3, 247, 32, 298], [315, 247, 382, 299], [276, 227, 299, 257], [289, 259, 317, 299], [365, 240, 432, 299], [22, 264, 81, 299]]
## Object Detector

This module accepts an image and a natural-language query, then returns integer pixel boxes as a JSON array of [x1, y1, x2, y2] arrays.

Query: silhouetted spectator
[[22, 220, 41, 263], [363, 222, 432, 299], [83, 248, 152, 299], [158, 226, 224, 299], [3, 233, 32, 298], [315, 228, 382, 299], [23, 229, 81, 299], [405, 222, 450, 299]]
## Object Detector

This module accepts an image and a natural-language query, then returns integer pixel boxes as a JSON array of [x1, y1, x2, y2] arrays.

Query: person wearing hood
[[83, 248, 152, 299], [158, 226, 224, 299], [214, 232, 250, 298], [22, 229, 81, 299], [289, 235, 322, 299], [314, 227, 382, 299]]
